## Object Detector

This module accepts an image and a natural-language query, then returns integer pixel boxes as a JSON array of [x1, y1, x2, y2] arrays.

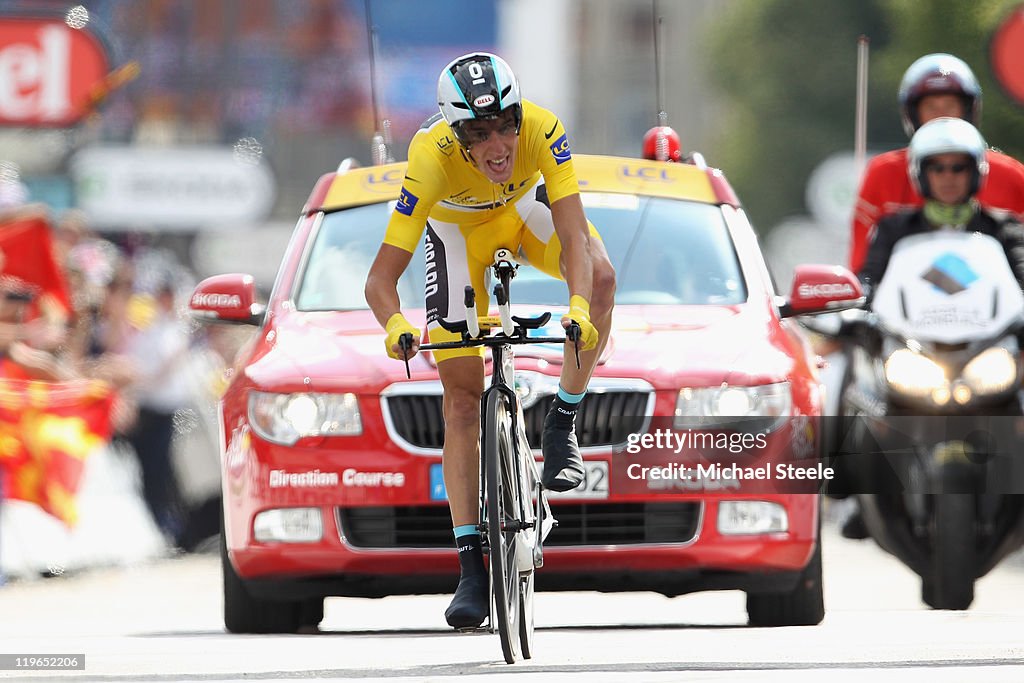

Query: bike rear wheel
[[484, 390, 523, 664]]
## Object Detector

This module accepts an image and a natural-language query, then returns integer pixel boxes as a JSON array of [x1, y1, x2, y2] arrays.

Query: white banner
[[70, 146, 276, 230]]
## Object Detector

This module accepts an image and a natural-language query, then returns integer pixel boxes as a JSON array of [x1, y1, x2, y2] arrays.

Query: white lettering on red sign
[[191, 292, 243, 308], [798, 283, 855, 299], [0, 26, 70, 121]]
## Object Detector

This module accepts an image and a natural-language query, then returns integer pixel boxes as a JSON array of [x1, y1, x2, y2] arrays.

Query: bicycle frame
[[411, 249, 568, 663]]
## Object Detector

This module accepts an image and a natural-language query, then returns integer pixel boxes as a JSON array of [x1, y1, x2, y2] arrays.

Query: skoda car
[[191, 153, 862, 633]]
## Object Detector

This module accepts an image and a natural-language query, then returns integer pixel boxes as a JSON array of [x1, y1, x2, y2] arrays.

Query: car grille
[[384, 391, 650, 450], [337, 502, 700, 548]]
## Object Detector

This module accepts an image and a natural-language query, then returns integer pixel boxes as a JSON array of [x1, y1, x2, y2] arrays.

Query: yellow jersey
[[383, 99, 580, 253]]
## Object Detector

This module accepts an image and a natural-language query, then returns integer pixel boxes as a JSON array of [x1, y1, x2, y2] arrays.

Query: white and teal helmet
[[437, 52, 522, 148], [908, 117, 988, 199]]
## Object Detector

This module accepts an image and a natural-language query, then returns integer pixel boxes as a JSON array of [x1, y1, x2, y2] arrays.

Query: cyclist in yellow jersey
[[365, 52, 616, 629]]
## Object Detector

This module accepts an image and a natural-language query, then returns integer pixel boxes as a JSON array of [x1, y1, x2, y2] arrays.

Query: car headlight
[[248, 391, 362, 445], [962, 347, 1018, 395], [883, 348, 946, 398], [674, 382, 791, 430]]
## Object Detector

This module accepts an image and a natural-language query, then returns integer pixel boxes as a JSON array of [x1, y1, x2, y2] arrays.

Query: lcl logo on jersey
[[396, 186, 420, 216], [549, 134, 571, 165], [436, 133, 456, 156]]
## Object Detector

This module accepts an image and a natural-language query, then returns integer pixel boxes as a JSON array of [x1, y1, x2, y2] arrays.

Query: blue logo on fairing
[[549, 134, 571, 165], [396, 187, 420, 216], [921, 252, 979, 295]]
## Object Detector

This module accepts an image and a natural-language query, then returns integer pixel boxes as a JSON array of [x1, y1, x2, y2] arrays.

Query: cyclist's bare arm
[[365, 243, 420, 357], [550, 193, 593, 305], [365, 243, 413, 326]]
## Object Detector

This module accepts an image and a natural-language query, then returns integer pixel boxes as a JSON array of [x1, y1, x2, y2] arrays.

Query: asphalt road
[[1, 519, 1022, 682]]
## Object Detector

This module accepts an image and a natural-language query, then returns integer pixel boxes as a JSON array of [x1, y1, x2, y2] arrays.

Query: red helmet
[[642, 126, 682, 162]]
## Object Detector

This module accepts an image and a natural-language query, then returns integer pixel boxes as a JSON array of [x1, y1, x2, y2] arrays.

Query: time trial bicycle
[[399, 248, 581, 663]]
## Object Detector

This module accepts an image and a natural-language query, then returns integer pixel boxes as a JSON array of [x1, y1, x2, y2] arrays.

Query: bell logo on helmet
[[473, 94, 495, 108]]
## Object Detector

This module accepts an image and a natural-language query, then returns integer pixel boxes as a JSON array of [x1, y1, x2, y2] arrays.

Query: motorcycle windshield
[[872, 232, 1024, 344]]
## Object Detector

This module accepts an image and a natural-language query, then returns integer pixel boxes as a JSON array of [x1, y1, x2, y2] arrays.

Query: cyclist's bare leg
[[542, 237, 617, 491], [438, 355, 490, 628], [439, 356, 485, 527]]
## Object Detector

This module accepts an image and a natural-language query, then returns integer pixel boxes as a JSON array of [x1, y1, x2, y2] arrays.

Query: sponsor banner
[[0, 17, 111, 127], [69, 146, 276, 230]]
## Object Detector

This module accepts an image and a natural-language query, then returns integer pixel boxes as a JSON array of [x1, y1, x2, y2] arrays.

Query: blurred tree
[[703, 0, 1024, 233]]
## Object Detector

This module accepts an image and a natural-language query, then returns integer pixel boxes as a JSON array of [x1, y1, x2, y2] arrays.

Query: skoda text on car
[[191, 154, 861, 632]]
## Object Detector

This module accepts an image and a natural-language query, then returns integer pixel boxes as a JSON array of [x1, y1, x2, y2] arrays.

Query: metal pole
[[855, 35, 870, 176]]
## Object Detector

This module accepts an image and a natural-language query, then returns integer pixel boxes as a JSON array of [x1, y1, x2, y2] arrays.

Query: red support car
[[191, 153, 862, 633]]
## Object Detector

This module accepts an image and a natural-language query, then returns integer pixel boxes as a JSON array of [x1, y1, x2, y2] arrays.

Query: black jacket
[[858, 209, 1024, 299]]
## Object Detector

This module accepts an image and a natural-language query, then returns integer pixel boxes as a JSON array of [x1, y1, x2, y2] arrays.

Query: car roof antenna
[[365, 0, 394, 166], [652, 0, 668, 157]]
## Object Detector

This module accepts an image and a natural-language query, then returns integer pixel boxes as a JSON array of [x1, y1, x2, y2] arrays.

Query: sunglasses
[[925, 161, 970, 175]]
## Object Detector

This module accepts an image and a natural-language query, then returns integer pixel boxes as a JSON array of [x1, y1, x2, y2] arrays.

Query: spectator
[[124, 278, 192, 547], [0, 276, 75, 382]]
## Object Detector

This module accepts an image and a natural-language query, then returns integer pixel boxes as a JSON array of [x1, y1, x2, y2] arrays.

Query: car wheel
[[221, 514, 304, 634], [746, 515, 825, 627]]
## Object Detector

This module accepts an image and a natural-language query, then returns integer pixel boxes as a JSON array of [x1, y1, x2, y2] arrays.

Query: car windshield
[[294, 194, 746, 311]]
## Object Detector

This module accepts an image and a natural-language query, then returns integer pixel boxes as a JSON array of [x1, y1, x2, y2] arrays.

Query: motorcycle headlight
[[883, 349, 947, 398], [248, 391, 362, 445], [674, 382, 791, 430], [962, 347, 1018, 395]]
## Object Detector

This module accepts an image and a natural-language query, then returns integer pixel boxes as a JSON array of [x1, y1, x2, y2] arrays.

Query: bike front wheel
[[484, 390, 523, 664]]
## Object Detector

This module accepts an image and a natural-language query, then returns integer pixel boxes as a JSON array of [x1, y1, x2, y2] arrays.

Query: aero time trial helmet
[[898, 53, 981, 137], [437, 53, 523, 149]]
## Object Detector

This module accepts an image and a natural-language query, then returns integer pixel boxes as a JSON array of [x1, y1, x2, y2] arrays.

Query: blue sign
[[429, 463, 448, 501]]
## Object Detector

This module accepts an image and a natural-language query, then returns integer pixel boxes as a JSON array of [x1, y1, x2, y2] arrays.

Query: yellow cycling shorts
[[423, 178, 600, 362]]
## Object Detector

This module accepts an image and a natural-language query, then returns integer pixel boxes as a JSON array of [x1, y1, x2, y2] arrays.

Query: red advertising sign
[[0, 17, 110, 127], [991, 4, 1024, 107]]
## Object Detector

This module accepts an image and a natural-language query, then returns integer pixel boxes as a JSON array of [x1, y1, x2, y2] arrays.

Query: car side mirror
[[777, 264, 864, 318], [189, 273, 266, 326]]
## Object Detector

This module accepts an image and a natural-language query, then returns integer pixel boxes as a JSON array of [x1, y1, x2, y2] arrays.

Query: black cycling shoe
[[840, 509, 870, 540], [444, 573, 489, 629], [541, 398, 585, 492]]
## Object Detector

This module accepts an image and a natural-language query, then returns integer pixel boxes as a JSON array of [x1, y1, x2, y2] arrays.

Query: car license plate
[[430, 461, 609, 500], [546, 460, 609, 499]]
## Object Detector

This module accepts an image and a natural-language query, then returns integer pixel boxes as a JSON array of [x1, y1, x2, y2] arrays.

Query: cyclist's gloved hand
[[562, 294, 599, 352], [385, 312, 420, 360]]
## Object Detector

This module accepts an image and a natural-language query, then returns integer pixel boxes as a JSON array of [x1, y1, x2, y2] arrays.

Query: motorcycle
[[831, 231, 1024, 610]]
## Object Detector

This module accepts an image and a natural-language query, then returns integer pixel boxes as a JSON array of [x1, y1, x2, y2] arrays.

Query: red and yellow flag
[[0, 215, 72, 317], [0, 379, 114, 526]]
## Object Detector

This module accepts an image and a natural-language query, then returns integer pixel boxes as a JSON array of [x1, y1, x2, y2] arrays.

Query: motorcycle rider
[[838, 54, 1024, 538], [859, 117, 1024, 298], [364, 53, 616, 629], [849, 53, 1024, 275]]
